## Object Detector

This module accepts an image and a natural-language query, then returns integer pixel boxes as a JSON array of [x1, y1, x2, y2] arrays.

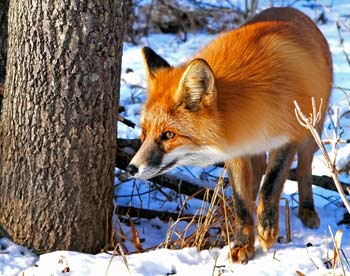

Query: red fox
[[127, 7, 332, 263]]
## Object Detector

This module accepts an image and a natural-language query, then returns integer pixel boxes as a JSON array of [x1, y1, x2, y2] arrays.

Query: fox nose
[[126, 164, 139, 176]]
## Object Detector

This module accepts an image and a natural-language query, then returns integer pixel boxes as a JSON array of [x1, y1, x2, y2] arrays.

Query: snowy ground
[[1, 1, 350, 275]]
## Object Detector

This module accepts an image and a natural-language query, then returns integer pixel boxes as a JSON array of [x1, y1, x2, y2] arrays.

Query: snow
[[1, 1, 350, 275], [2, 183, 350, 276]]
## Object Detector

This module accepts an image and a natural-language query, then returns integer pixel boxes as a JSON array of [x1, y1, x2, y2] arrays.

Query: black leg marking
[[232, 190, 253, 223], [231, 191, 254, 247], [258, 144, 296, 230], [226, 158, 255, 247]]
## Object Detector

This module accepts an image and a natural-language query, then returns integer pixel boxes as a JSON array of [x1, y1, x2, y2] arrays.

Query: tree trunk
[[0, 0, 124, 253]]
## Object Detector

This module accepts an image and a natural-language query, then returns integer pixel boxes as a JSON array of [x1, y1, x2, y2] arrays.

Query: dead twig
[[328, 226, 346, 275], [281, 198, 291, 243], [105, 243, 131, 276], [116, 205, 196, 222], [305, 243, 319, 270], [161, 166, 236, 251], [117, 115, 136, 128], [294, 98, 350, 214]]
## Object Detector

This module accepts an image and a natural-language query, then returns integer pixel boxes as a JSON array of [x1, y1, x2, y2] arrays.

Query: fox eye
[[161, 131, 176, 141]]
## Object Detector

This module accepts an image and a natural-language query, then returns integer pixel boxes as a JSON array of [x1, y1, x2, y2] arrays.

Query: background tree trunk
[[0, 0, 9, 118], [0, 0, 8, 85], [124, 0, 137, 44], [0, 0, 124, 253], [0, 0, 9, 239]]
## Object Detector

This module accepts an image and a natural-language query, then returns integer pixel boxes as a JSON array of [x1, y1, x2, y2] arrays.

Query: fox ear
[[177, 59, 216, 111], [142, 47, 171, 78]]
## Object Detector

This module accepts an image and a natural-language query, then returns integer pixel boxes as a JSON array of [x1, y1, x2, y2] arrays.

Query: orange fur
[[128, 7, 333, 262], [143, 8, 331, 153]]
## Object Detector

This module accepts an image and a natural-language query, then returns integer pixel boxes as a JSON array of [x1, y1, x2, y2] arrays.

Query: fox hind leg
[[296, 137, 320, 228]]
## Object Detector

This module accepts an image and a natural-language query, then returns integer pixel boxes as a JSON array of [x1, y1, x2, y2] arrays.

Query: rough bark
[[0, 1, 124, 253]]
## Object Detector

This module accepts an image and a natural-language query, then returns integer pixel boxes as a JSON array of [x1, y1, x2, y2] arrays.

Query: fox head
[[126, 47, 224, 179]]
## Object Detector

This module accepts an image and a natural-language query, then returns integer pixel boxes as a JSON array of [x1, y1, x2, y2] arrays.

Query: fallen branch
[[116, 205, 196, 222], [117, 138, 349, 197], [288, 169, 349, 195], [117, 115, 136, 128]]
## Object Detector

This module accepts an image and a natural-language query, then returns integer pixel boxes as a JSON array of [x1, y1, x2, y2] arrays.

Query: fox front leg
[[257, 144, 296, 250], [226, 157, 255, 263]]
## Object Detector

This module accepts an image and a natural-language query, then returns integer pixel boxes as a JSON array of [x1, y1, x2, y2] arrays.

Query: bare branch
[[294, 99, 350, 214], [117, 115, 136, 128]]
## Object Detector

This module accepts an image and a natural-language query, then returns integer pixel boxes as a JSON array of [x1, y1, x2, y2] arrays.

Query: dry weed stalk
[[194, 175, 223, 249], [163, 167, 237, 252], [322, 227, 350, 274], [294, 98, 350, 214], [328, 226, 347, 275], [281, 198, 291, 243], [105, 243, 131, 276], [162, 185, 214, 249], [129, 217, 144, 252], [58, 255, 70, 273]]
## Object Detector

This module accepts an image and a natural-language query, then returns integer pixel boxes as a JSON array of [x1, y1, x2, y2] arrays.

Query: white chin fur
[[163, 136, 290, 167], [163, 145, 225, 167], [134, 136, 290, 178], [135, 160, 178, 179], [134, 166, 161, 180]]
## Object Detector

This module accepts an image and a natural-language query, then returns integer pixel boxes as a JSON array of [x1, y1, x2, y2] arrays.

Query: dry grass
[[114, 165, 295, 259], [114, 166, 240, 253], [328, 226, 350, 274], [161, 167, 237, 252], [105, 243, 131, 276]]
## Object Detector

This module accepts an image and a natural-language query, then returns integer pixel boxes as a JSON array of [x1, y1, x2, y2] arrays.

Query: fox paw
[[298, 207, 320, 229], [257, 202, 279, 250], [230, 245, 255, 264], [257, 223, 279, 251]]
